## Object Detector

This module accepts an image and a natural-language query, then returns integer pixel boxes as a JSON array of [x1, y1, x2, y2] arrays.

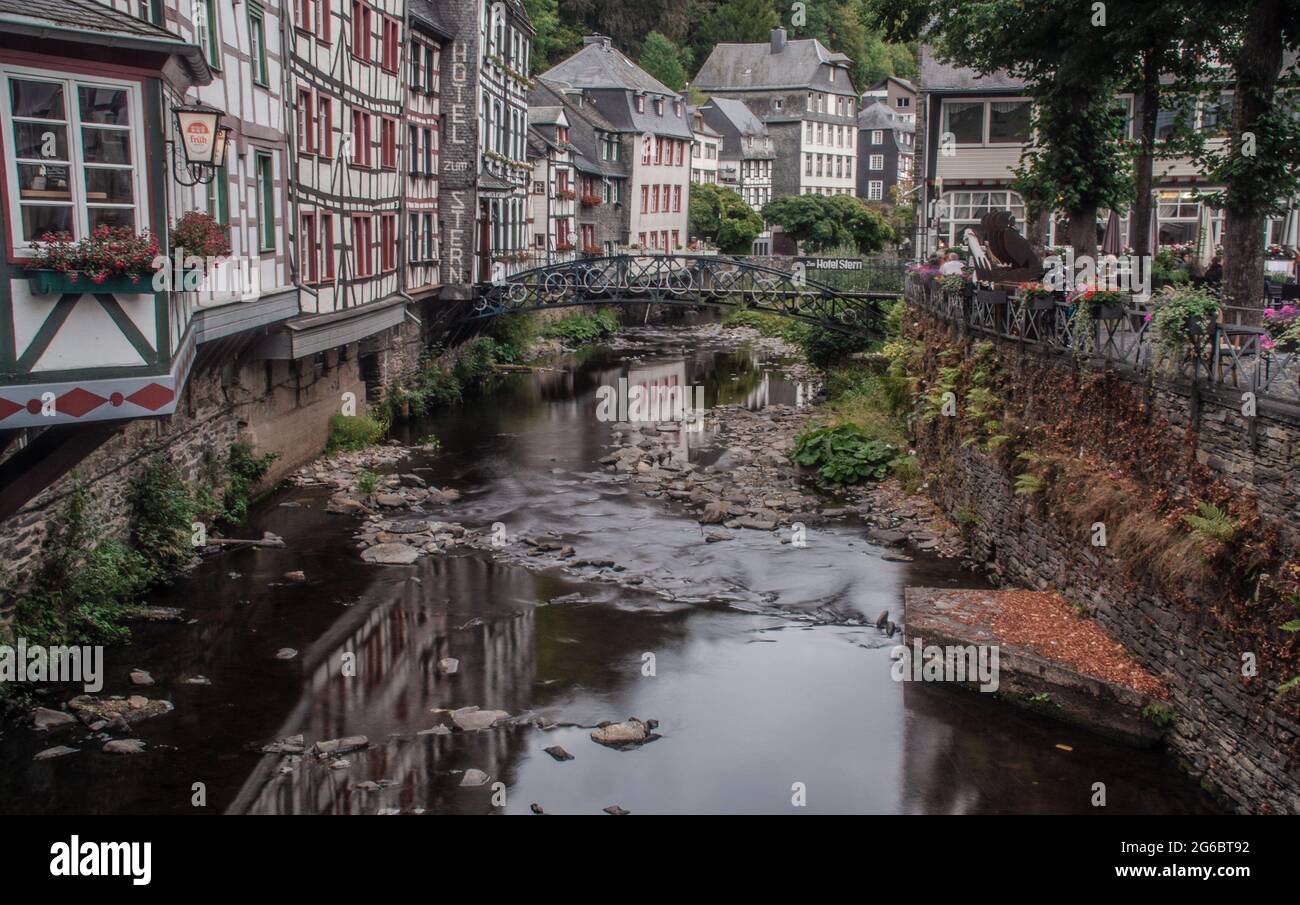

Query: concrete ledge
[[904, 587, 1168, 747]]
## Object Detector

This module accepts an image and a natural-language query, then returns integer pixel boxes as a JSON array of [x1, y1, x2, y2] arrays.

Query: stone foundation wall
[[911, 313, 1300, 814], [0, 315, 424, 599]]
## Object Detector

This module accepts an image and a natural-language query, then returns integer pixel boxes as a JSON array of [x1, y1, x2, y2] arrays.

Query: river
[[0, 324, 1219, 815]]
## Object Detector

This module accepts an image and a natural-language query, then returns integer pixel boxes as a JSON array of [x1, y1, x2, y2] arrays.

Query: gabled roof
[[0, 0, 211, 86], [688, 106, 721, 138], [702, 97, 768, 138], [540, 36, 680, 97], [857, 100, 915, 133], [917, 44, 1025, 93], [529, 105, 567, 127], [694, 36, 855, 95]]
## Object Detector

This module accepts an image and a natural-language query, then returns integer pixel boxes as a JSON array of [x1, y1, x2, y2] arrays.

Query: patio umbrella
[[1195, 202, 1214, 270], [1100, 209, 1123, 257], [1284, 206, 1299, 248]]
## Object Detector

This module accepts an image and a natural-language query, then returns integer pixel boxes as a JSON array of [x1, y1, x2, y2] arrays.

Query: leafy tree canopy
[[639, 31, 689, 91], [762, 194, 894, 253], [690, 183, 765, 254]]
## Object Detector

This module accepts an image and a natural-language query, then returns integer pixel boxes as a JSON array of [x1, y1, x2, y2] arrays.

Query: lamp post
[[170, 103, 231, 186]]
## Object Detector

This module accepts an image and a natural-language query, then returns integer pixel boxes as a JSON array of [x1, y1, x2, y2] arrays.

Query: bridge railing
[[905, 272, 1300, 406]]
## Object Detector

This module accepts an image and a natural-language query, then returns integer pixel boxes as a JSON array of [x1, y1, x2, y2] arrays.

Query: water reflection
[[0, 328, 1219, 815]]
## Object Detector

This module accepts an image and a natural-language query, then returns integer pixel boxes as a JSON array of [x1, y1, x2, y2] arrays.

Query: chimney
[[583, 34, 612, 50], [771, 27, 787, 54]]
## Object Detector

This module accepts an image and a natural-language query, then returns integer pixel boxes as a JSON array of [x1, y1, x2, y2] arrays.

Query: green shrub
[[1182, 500, 1238, 543], [327, 414, 386, 453], [800, 326, 868, 369], [128, 456, 197, 579], [221, 442, 276, 525], [9, 485, 148, 646], [487, 313, 538, 363], [1142, 700, 1177, 728], [452, 336, 502, 385], [540, 309, 621, 343], [791, 424, 899, 485], [356, 470, 379, 494]]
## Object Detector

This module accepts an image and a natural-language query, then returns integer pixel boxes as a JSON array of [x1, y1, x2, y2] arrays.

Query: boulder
[[103, 739, 146, 755], [361, 543, 420, 565], [591, 717, 656, 748], [32, 707, 77, 730]]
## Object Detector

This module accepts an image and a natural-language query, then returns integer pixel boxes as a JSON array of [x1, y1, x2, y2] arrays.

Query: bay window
[[936, 190, 1026, 248], [3, 69, 144, 247]]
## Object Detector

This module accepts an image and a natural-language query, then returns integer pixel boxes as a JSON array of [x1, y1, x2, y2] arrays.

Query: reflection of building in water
[[627, 359, 686, 421], [228, 563, 537, 814]]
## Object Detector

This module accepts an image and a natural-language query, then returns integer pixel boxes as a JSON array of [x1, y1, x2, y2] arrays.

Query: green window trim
[[255, 151, 275, 252], [249, 5, 269, 88], [194, 0, 221, 71], [206, 163, 229, 226]]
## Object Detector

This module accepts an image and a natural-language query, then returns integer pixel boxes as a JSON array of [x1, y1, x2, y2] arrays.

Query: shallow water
[[0, 327, 1219, 815]]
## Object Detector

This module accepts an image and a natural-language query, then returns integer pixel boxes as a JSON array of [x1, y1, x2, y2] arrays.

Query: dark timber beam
[[0, 421, 126, 522]]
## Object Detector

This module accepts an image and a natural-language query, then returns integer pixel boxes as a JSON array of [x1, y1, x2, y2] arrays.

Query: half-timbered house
[[404, 0, 448, 300]]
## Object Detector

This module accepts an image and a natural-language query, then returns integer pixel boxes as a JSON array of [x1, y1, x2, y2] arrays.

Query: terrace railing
[[904, 272, 1300, 407]]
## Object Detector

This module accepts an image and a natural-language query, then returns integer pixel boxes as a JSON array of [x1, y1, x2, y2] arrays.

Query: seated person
[[939, 252, 966, 275], [1203, 256, 1222, 284]]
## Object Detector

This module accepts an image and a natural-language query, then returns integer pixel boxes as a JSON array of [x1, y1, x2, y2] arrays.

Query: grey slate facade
[[856, 101, 914, 203]]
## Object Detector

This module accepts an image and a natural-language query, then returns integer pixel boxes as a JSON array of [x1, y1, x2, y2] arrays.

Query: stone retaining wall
[[911, 311, 1300, 814]]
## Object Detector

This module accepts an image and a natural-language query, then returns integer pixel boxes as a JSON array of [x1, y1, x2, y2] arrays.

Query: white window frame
[[869, 154, 884, 170], [1, 64, 147, 254], [941, 97, 1032, 147], [868, 180, 883, 201], [871, 129, 883, 145]]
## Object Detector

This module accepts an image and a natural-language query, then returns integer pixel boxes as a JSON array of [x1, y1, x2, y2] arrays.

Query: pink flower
[[1143, 313, 1153, 322], [1264, 308, 1277, 319], [1262, 337, 1275, 350], [1281, 305, 1297, 317]]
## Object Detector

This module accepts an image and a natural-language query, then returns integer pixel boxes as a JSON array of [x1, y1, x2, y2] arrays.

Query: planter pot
[[1028, 296, 1057, 311], [27, 269, 153, 296], [1094, 304, 1125, 321]]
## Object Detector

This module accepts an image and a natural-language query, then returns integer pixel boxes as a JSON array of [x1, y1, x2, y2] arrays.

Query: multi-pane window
[[351, 109, 371, 166], [320, 213, 334, 279], [869, 154, 883, 171], [352, 215, 372, 276], [942, 99, 1031, 145], [936, 190, 1026, 247], [410, 41, 422, 87], [409, 213, 420, 260], [379, 116, 396, 168], [192, 0, 220, 68], [408, 126, 419, 174], [871, 130, 883, 145], [422, 127, 433, 174], [297, 90, 315, 154], [256, 151, 275, 251], [381, 17, 399, 72], [380, 214, 395, 270], [205, 164, 228, 225], [424, 45, 437, 93], [868, 180, 883, 201], [249, 5, 269, 86], [351, 2, 372, 62], [3, 72, 143, 244], [300, 213, 317, 282], [317, 97, 332, 157], [422, 212, 434, 261]]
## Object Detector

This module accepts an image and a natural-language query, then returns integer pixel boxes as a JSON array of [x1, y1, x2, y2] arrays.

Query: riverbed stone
[[129, 669, 154, 686], [103, 739, 146, 755], [460, 769, 489, 787], [32, 707, 77, 730], [591, 718, 655, 747], [361, 543, 420, 565], [34, 745, 78, 760], [314, 736, 368, 756], [453, 708, 509, 731], [67, 695, 173, 725]]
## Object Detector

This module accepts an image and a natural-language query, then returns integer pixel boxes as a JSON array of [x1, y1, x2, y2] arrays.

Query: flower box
[[27, 269, 153, 296], [1028, 295, 1057, 311], [1095, 304, 1126, 321]]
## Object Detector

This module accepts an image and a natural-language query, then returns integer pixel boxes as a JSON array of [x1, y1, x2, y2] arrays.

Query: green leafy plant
[[1150, 284, 1221, 359], [356, 470, 379, 494], [327, 414, 386, 453], [1182, 501, 1238, 543], [800, 326, 867, 369], [541, 309, 621, 343], [128, 456, 198, 579], [791, 424, 898, 485], [1142, 700, 1177, 728], [220, 442, 276, 525], [1014, 472, 1045, 495]]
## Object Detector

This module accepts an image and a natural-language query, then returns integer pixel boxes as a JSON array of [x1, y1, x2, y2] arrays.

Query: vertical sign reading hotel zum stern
[[440, 35, 477, 294]]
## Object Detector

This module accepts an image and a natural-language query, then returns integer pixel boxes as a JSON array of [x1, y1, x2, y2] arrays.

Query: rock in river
[[31, 707, 77, 730], [67, 695, 173, 725], [361, 543, 420, 565], [460, 768, 489, 787], [103, 739, 146, 755], [591, 717, 658, 748], [452, 707, 509, 731]]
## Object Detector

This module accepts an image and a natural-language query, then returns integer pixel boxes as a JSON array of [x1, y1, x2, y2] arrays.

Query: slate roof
[[858, 100, 915, 134], [688, 106, 721, 138], [540, 37, 680, 97], [694, 36, 856, 95], [410, 0, 454, 40], [916, 44, 1025, 93], [702, 97, 768, 138], [530, 79, 629, 179], [0, 0, 211, 85]]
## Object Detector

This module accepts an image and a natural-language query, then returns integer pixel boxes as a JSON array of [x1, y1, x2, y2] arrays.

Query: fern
[[1277, 675, 1300, 700], [1182, 501, 1238, 543], [1014, 473, 1044, 495], [1281, 619, 1300, 633]]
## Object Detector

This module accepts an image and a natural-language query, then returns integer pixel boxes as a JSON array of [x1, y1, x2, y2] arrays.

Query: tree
[[762, 194, 893, 253], [689, 0, 780, 74], [523, 0, 582, 73], [639, 32, 688, 91], [869, 0, 1133, 259], [690, 183, 765, 253], [1184, 0, 1300, 310]]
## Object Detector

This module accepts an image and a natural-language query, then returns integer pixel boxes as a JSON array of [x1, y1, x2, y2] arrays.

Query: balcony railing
[[904, 272, 1300, 406]]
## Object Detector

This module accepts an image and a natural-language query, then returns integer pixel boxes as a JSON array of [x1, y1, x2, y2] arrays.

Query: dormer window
[[557, 126, 570, 143], [654, 98, 664, 116], [636, 95, 645, 113], [673, 101, 682, 117]]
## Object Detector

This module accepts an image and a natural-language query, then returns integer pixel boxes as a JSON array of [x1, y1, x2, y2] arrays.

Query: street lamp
[[169, 103, 232, 186]]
